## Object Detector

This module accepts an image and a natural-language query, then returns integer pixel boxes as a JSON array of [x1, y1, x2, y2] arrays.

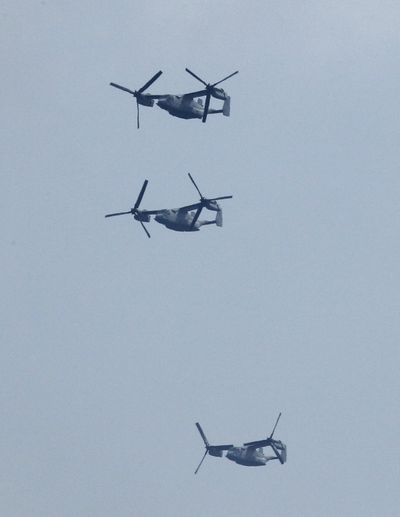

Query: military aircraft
[[194, 413, 287, 474], [109, 68, 238, 128], [104, 174, 232, 238]]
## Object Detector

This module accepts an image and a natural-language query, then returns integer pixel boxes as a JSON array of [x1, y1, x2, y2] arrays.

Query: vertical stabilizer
[[223, 96, 231, 116]]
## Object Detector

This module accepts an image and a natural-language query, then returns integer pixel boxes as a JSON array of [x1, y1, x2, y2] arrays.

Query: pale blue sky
[[2, 1, 400, 516]]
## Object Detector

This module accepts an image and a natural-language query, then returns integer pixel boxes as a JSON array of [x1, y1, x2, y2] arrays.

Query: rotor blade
[[188, 173, 203, 199], [202, 93, 211, 123], [134, 180, 148, 210], [208, 195, 233, 201], [269, 412, 282, 439], [136, 99, 140, 129], [190, 206, 203, 229], [110, 82, 136, 95], [185, 68, 208, 86], [139, 220, 151, 238], [138, 70, 163, 93], [195, 423, 210, 447], [212, 70, 239, 87], [194, 450, 208, 475], [105, 211, 132, 218]]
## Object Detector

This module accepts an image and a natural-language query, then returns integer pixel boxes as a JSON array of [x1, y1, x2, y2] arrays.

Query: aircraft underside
[[230, 457, 265, 467], [159, 106, 202, 120], [162, 222, 199, 232]]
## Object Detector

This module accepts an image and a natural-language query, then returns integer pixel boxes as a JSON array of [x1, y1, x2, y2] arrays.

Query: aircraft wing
[[146, 91, 206, 101], [244, 438, 286, 454], [210, 444, 234, 451], [176, 202, 202, 213], [145, 94, 169, 99], [181, 89, 208, 100], [243, 438, 272, 449], [141, 209, 167, 215]]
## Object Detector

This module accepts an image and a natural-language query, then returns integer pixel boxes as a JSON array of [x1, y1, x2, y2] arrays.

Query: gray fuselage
[[154, 208, 207, 232], [156, 96, 204, 119], [225, 447, 273, 467]]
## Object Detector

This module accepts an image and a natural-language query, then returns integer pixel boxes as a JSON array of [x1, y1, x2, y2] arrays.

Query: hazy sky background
[[2, 1, 400, 516]]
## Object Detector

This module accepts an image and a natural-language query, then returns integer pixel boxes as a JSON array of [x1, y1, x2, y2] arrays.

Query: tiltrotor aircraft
[[105, 174, 232, 238], [110, 68, 238, 128], [194, 413, 287, 474]]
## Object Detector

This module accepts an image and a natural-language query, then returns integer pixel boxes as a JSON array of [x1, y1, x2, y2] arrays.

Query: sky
[[2, 1, 400, 516]]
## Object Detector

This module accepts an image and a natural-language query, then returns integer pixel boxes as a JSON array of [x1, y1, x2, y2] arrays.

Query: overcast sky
[[2, 1, 400, 516]]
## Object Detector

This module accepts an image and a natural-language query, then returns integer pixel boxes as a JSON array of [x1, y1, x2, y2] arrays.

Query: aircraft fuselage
[[154, 209, 201, 231], [226, 447, 271, 467], [157, 96, 203, 119]]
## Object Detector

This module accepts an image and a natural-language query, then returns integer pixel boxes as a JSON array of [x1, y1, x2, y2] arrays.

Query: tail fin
[[216, 210, 223, 227], [223, 96, 231, 116], [280, 444, 287, 463], [270, 441, 287, 464]]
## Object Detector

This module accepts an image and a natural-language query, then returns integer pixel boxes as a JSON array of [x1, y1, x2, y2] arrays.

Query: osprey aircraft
[[194, 413, 287, 474], [105, 174, 232, 238], [110, 68, 238, 128]]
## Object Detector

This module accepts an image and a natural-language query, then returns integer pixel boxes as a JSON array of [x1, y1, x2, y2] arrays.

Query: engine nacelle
[[137, 94, 155, 107], [209, 448, 224, 458], [211, 87, 227, 101], [134, 212, 151, 222], [205, 200, 220, 212]]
